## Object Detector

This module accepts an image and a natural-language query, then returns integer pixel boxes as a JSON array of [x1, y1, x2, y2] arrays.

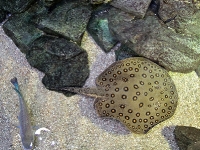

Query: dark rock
[[0, 9, 7, 23], [27, 35, 89, 96], [87, 5, 118, 53], [42, 0, 62, 8], [195, 65, 200, 77], [188, 141, 200, 150], [3, 0, 90, 96], [35, 0, 92, 44], [90, 0, 106, 5], [0, 0, 36, 14], [115, 43, 139, 61], [158, 0, 178, 22], [174, 126, 200, 150], [108, 7, 200, 72], [110, 0, 152, 18], [158, 0, 199, 33], [3, 2, 46, 54]]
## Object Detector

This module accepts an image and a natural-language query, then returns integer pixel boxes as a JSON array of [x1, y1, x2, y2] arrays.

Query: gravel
[[0, 26, 200, 150]]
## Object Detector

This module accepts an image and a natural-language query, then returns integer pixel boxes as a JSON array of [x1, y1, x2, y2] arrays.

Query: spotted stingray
[[56, 57, 178, 134]]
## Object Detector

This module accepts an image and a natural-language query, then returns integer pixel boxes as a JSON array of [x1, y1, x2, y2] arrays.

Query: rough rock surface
[[0, 0, 36, 14], [108, 6, 200, 72], [187, 141, 200, 150], [111, 0, 152, 18], [87, 5, 118, 52], [195, 65, 200, 77], [2, 1, 90, 95], [115, 43, 139, 61], [174, 126, 200, 150], [0, 9, 7, 23], [36, 0, 92, 43], [158, 0, 200, 33], [3, 0, 200, 74], [27, 35, 89, 96], [3, 3, 46, 53]]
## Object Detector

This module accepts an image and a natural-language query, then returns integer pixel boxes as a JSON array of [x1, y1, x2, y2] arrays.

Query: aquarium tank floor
[[0, 26, 200, 150]]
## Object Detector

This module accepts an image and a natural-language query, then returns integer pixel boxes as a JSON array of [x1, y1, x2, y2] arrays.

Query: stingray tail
[[50, 87, 104, 98]]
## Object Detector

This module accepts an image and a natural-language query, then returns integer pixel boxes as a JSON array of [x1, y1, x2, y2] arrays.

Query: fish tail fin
[[10, 77, 20, 91]]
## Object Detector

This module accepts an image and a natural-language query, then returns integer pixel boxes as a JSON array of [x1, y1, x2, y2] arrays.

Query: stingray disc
[[94, 57, 178, 134]]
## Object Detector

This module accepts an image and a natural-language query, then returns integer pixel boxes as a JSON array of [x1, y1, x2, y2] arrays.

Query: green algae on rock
[[2, 1, 90, 96], [87, 4, 118, 53], [2, 2, 46, 54], [54, 57, 178, 134], [35, 0, 92, 44], [0, 0, 36, 14]]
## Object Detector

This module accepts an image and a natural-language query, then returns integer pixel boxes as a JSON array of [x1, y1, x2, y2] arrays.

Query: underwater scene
[[0, 0, 200, 149]]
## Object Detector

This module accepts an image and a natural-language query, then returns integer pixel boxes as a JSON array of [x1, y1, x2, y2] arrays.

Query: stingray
[[54, 57, 178, 134]]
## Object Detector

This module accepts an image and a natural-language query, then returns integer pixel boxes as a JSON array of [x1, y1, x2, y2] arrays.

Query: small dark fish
[[149, 0, 176, 24], [163, 15, 177, 24], [149, 0, 162, 20], [10, 77, 34, 150]]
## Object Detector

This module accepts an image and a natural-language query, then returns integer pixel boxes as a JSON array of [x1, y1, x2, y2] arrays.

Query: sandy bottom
[[0, 26, 200, 150]]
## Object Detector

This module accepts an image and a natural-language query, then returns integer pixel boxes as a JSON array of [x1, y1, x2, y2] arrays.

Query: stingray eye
[[93, 98, 102, 108]]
